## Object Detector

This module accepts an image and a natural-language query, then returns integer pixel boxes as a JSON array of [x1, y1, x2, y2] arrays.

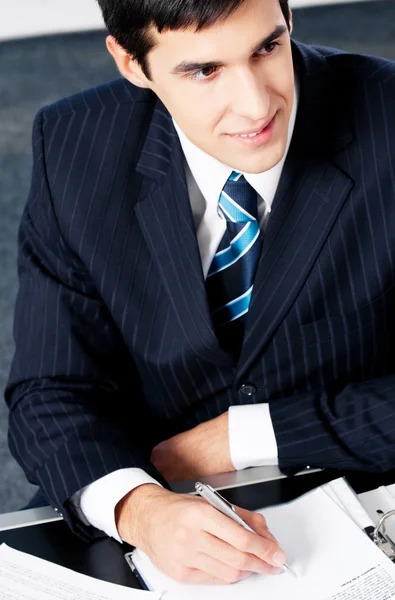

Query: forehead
[[148, 0, 285, 63]]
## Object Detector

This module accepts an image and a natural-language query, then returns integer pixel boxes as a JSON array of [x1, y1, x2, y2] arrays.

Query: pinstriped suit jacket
[[5, 40, 395, 539]]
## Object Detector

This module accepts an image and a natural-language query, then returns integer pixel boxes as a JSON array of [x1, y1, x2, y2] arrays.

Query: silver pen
[[195, 482, 297, 577]]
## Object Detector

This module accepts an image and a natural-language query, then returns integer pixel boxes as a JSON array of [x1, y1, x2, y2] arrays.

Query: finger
[[236, 507, 279, 543], [192, 554, 253, 584], [201, 505, 286, 568], [198, 530, 281, 575]]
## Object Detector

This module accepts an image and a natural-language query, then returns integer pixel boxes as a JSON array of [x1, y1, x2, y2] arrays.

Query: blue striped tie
[[206, 171, 262, 353]]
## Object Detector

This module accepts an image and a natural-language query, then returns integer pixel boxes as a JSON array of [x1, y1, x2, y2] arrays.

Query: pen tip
[[284, 564, 297, 578]]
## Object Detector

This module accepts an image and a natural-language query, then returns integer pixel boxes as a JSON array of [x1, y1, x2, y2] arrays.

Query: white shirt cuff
[[228, 403, 278, 470], [70, 469, 163, 543]]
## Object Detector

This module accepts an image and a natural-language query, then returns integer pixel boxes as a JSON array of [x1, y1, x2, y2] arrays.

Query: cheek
[[272, 80, 294, 123], [267, 52, 294, 103], [151, 75, 226, 137], [178, 95, 225, 135]]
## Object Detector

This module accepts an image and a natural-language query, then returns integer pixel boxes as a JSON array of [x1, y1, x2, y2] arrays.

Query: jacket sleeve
[[270, 374, 395, 475], [5, 109, 170, 541]]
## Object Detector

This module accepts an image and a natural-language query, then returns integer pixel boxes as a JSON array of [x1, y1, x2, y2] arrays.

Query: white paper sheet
[[386, 483, 395, 501], [0, 544, 161, 600], [359, 486, 395, 526], [323, 478, 374, 531], [131, 487, 395, 600]]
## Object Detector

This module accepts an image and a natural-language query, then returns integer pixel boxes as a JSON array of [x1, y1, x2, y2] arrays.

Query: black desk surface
[[2, 469, 395, 590]]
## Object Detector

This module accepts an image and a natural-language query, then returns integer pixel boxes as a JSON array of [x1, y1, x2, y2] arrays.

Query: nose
[[229, 68, 271, 123]]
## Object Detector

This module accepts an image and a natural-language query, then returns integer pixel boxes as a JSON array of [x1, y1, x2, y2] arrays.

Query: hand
[[150, 412, 234, 482], [116, 484, 287, 585]]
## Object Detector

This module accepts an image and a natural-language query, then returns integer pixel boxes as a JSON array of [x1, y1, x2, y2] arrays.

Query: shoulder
[[32, 77, 157, 174], [38, 77, 156, 124], [29, 79, 158, 254], [295, 41, 395, 118], [296, 40, 395, 86], [310, 42, 395, 91]]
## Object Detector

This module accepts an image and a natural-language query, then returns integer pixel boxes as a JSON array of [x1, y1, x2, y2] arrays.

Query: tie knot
[[219, 171, 258, 223]]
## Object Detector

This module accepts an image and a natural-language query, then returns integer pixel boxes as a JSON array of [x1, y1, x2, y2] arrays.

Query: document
[[131, 487, 395, 600], [328, 566, 395, 599], [0, 544, 161, 600]]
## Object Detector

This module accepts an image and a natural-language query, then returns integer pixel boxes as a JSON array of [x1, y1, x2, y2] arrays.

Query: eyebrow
[[170, 24, 288, 75]]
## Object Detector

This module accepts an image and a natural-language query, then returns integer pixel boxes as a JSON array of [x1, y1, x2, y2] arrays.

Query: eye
[[189, 65, 218, 82], [257, 41, 280, 56]]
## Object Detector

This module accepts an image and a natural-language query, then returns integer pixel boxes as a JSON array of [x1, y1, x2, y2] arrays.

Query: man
[[5, 0, 395, 586]]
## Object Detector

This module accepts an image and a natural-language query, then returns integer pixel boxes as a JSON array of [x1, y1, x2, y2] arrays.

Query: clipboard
[[323, 477, 395, 562], [123, 478, 395, 591], [123, 518, 395, 592], [124, 551, 151, 591]]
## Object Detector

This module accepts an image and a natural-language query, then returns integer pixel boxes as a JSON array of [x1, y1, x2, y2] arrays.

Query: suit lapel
[[238, 42, 355, 378], [135, 102, 234, 367]]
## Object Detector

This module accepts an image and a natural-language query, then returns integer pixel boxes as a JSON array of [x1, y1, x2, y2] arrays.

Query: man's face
[[135, 0, 294, 174]]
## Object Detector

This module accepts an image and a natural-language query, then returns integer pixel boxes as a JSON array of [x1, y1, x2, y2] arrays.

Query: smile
[[226, 114, 277, 147]]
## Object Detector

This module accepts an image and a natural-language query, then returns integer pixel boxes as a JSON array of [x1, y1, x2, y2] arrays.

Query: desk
[[1, 467, 395, 590]]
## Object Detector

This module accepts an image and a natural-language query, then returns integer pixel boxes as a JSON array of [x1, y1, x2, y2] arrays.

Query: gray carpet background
[[1, 0, 395, 513]]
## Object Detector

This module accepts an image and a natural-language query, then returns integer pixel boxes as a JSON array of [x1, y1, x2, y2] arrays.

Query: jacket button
[[239, 383, 257, 397]]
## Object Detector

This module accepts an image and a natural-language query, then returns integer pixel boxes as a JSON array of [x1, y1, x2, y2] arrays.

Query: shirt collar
[[173, 78, 299, 211]]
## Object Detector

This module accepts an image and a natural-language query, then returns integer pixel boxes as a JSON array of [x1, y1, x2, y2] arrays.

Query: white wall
[[0, 0, 379, 42], [0, 0, 103, 41]]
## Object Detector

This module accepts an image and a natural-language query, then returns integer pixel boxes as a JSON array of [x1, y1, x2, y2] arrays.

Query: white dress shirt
[[71, 82, 299, 542]]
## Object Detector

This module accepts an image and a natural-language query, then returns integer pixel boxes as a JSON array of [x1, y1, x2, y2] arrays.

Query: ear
[[288, 8, 293, 36], [105, 36, 151, 89]]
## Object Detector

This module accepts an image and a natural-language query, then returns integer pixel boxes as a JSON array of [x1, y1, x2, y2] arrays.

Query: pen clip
[[206, 484, 237, 513]]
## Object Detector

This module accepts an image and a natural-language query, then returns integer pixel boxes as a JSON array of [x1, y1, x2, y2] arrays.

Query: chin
[[232, 138, 287, 175], [242, 153, 285, 175]]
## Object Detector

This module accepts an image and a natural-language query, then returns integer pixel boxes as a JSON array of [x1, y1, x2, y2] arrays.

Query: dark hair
[[98, 0, 291, 80]]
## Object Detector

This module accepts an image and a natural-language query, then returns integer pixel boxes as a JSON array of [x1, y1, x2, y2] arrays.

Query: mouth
[[226, 114, 277, 147]]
